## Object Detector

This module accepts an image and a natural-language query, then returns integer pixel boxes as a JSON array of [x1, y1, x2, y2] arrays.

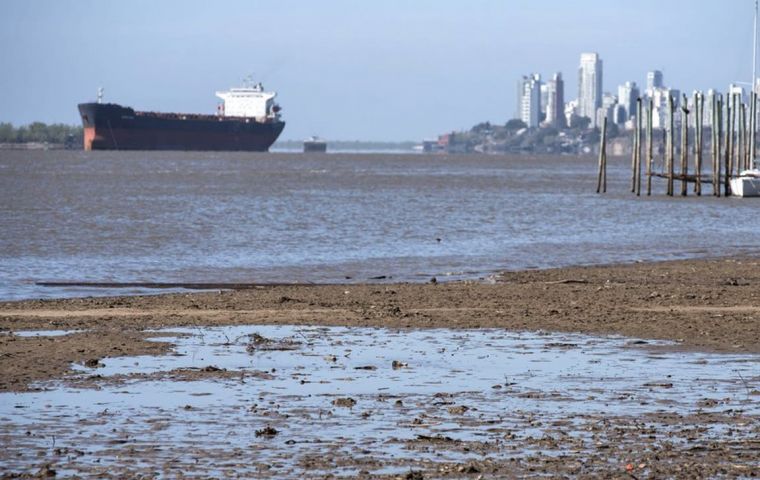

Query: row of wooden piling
[[597, 90, 757, 196]]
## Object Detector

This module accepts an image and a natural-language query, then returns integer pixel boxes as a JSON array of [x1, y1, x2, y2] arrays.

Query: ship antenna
[[97, 87, 104, 104]]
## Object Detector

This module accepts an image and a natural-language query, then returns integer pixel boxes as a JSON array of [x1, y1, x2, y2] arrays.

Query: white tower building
[[578, 53, 603, 127], [518, 74, 542, 128]]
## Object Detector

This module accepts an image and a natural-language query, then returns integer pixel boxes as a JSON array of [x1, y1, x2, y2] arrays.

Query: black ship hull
[[78, 103, 285, 151]]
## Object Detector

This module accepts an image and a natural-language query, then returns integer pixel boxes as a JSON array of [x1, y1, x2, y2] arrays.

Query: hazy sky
[[0, 1, 756, 140]]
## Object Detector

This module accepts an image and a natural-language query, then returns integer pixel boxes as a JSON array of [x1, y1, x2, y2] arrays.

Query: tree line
[[0, 122, 83, 144]]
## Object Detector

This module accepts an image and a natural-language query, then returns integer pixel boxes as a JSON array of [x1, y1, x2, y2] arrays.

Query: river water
[[1, 150, 759, 300]]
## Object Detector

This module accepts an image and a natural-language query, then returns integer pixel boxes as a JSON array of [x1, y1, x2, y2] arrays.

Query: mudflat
[[1, 257, 759, 478], [2, 256, 759, 391]]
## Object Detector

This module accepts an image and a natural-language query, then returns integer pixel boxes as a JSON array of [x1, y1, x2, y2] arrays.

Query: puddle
[[3, 329, 79, 337], [1, 326, 758, 477]]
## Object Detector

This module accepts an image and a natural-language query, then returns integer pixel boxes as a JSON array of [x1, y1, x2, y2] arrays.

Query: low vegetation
[[0, 122, 83, 144]]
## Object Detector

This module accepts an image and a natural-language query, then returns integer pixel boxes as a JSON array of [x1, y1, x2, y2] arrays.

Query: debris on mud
[[447, 405, 469, 415], [354, 365, 377, 370], [392, 360, 408, 369], [83, 358, 102, 368], [332, 397, 357, 408], [255, 426, 278, 437], [245, 332, 300, 353]]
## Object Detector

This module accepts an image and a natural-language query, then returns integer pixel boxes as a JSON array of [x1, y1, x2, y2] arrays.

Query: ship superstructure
[[215, 82, 280, 120]]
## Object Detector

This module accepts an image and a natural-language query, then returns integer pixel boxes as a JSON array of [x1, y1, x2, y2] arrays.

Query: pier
[[596, 91, 758, 197]]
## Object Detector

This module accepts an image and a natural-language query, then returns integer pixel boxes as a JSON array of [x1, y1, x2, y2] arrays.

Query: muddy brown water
[[3, 151, 760, 300]]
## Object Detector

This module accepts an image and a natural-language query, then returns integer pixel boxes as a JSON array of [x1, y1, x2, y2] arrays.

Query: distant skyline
[[1, 0, 758, 141]]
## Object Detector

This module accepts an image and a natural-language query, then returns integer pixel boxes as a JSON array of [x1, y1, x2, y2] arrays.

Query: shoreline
[[1, 256, 759, 392]]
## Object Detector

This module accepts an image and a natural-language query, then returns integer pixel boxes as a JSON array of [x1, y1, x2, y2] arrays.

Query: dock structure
[[597, 90, 758, 197]]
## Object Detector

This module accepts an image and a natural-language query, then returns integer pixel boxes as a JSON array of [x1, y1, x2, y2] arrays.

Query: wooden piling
[[710, 94, 715, 195], [736, 102, 749, 171], [695, 92, 703, 195], [667, 94, 675, 196], [646, 98, 653, 196], [631, 107, 638, 193], [596, 117, 608, 194], [680, 94, 689, 196], [733, 94, 738, 173], [733, 93, 739, 175], [714, 95, 722, 197], [748, 93, 755, 169], [751, 92, 757, 167], [747, 91, 756, 170], [724, 93, 733, 196], [636, 98, 643, 195]]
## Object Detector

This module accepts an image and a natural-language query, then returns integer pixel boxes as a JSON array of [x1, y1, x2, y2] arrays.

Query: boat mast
[[754, 0, 758, 166], [754, 0, 758, 92]]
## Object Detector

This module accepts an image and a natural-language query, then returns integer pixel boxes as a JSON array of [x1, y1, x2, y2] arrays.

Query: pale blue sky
[[0, 0, 755, 140]]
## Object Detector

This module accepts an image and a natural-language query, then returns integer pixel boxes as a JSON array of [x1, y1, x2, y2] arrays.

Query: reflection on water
[[1, 151, 759, 299], [1, 326, 757, 477]]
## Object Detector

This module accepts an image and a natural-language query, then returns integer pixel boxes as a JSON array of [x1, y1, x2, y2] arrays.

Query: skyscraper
[[578, 53, 603, 127], [545, 72, 566, 128], [617, 81, 640, 122], [647, 70, 664, 92], [517, 74, 541, 128], [540, 84, 549, 118]]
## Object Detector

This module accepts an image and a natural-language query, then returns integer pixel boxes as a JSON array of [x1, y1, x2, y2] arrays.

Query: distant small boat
[[303, 136, 327, 153], [730, 164, 760, 197]]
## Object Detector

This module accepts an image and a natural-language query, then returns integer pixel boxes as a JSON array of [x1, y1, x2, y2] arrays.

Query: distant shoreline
[[0, 142, 72, 150]]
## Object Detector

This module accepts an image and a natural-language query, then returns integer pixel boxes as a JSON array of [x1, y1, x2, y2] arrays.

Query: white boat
[[732, 1, 760, 197], [730, 165, 760, 197]]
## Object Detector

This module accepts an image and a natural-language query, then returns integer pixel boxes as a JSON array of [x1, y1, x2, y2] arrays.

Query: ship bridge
[[215, 82, 279, 120]]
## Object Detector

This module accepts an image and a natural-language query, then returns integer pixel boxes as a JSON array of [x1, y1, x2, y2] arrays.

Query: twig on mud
[[735, 369, 752, 397], [543, 279, 589, 285], [293, 328, 310, 344], [194, 326, 206, 344]]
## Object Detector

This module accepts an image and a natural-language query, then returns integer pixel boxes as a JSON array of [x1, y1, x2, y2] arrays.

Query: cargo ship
[[78, 82, 285, 151]]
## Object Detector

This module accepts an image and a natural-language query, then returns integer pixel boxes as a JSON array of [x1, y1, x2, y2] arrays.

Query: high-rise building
[[704, 89, 717, 126], [729, 83, 746, 103], [544, 72, 566, 128], [650, 88, 680, 129], [617, 81, 640, 122], [564, 99, 579, 127], [517, 73, 541, 128], [578, 53, 603, 126], [540, 84, 549, 117], [597, 92, 618, 127], [647, 70, 664, 93], [612, 104, 627, 125]]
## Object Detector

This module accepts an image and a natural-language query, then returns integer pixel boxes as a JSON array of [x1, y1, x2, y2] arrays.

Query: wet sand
[[1, 257, 759, 478], [3, 256, 760, 391]]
